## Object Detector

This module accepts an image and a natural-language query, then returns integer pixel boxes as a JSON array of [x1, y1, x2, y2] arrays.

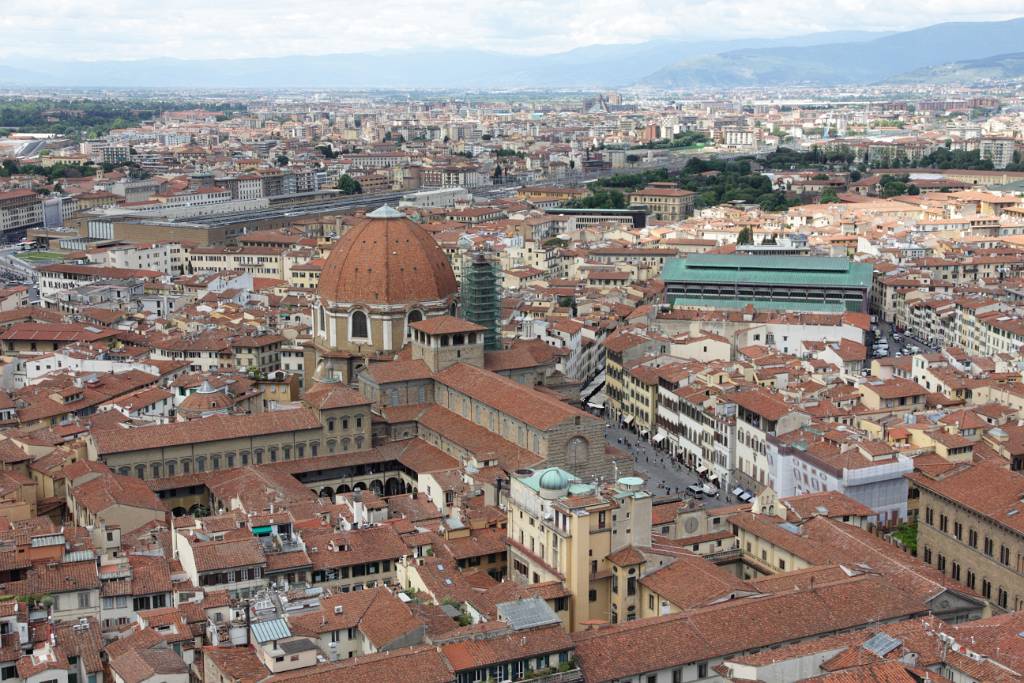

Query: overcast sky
[[2, 0, 1022, 61]]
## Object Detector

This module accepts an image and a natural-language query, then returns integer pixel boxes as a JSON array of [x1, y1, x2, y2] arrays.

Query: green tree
[[275, 154, 289, 167], [917, 147, 993, 170], [879, 174, 910, 198], [336, 174, 362, 195], [820, 188, 841, 204], [315, 145, 338, 159], [567, 189, 626, 210], [737, 226, 754, 245]]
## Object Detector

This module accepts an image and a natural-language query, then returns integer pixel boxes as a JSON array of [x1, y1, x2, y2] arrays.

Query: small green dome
[[538, 468, 570, 491]]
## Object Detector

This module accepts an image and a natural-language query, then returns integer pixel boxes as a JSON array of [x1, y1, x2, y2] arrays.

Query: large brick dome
[[317, 205, 458, 305]]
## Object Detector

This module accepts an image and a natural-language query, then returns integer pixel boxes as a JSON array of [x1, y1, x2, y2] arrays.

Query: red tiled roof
[[435, 362, 595, 430], [317, 212, 457, 305], [411, 315, 486, 335], [91, 408, 322, 454]]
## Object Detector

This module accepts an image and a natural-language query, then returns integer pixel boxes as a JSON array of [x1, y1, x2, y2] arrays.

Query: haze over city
[[2, 3, 1024, 683]]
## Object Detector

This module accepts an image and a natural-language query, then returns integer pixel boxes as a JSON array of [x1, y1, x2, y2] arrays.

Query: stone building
[[910, 462, 1024, 613], [85, 383, 372, 480]]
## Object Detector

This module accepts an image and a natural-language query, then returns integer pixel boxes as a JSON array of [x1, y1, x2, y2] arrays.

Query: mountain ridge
[[641, 17, 1024, 87], [0, 31, 886, 89], [889, 51, 1024, 84]]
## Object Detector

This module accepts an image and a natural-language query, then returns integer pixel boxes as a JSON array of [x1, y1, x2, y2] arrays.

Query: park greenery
[[0, 98, 246, 139], [756, 146, 857, 169], [569, 157, 799, 212], [0, 158, 106, 181], [635, 131, 709, 150]]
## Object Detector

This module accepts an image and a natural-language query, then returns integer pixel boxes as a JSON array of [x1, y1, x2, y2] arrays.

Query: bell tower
[[410, 316, 486, 373]]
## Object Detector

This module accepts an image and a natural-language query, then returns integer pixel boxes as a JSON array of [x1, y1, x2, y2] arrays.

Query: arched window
[[135, 464, 146, 479], [211, 455, 220, 470], [341, 437, 351, 451], [182, 460, 191, 474], [407, 309, 423, 338], [167, 461, 176, 477], [151, 463, 162, 479], [196, 456, 206, 473], [118, 466, 130, 476], [269, 447, 277, 462], [350, 311, 368, 340], [328, 439, 337, 454], [254, 449, 263, 465], [327, 418, 335, 432], [318, 306, 326, 335]]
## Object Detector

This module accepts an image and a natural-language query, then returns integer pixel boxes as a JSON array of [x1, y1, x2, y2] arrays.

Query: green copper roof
[[670, 296, 852, 313], [517, 467, 579, 493], [663, 254, 874, 289]]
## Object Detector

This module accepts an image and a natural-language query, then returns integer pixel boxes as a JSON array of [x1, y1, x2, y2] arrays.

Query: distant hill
[[642, 17, 1024, 87], [0, 31, 885, 89], [890, 51, 1024, 84]]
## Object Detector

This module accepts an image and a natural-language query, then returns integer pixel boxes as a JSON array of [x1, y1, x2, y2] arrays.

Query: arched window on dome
[[350, 310, 369, 340], [318, 305, 325, 336], [406, 309, 423, 339]]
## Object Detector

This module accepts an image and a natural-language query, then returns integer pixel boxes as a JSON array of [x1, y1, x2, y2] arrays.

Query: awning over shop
[[652, 432, 667, 444], [708, 474, 719, 482], [697, 466, 708, 474], [581, 371, 606, 399], [622, 415, 634, 425]]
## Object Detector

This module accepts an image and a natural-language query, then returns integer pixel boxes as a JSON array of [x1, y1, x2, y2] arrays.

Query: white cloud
[[0, 0, 1021, 61]]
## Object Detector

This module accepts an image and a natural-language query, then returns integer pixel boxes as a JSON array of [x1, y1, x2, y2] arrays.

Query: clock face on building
[[684, 517, 699, 534]]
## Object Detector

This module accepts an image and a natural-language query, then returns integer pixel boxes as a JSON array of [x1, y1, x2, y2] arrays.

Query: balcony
[[526, 669, 584, 683]]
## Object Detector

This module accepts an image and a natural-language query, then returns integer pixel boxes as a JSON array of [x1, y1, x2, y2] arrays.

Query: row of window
[[118, 442, 322, 479], [923, 546, 1019, 609], [925, 506, 1018, 569], [200, 567, 261, 586], [326, 415, 364, 431]]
